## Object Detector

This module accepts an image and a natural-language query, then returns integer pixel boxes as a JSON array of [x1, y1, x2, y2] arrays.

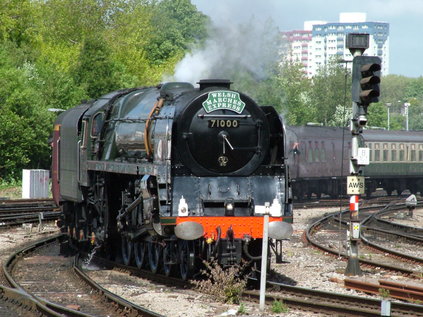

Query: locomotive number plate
[[208, 119, 239, 128]]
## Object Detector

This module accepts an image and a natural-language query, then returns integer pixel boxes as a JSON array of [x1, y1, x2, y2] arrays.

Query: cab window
[[91, 113, 104, 137]]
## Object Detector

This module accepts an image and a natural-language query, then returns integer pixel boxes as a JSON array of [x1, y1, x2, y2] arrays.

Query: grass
[[237, 302, 247, 314], [0, 178, 52, 200], [379, 288, 390, 299], [0, 182, 22, 199], [271, 299, 289, 313]]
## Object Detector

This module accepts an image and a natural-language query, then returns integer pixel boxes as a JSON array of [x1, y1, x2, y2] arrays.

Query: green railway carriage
[[363, 129, 423, 195]]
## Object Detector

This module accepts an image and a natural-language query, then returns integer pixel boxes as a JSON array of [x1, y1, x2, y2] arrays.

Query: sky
[[191, 0, 423, 78]]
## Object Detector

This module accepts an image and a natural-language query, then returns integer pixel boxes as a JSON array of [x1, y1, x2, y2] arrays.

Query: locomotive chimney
[[198, 79, 232, 90]]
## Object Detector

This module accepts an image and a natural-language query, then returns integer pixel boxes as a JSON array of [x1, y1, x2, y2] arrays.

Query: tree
[[73, 35, 120, 98], [379, 75, 410, 114], [277, 61, 314, 125], [0, 0, 35, 45], [34, 0, 110, 45], [309, 59, 351, 126], [367, 102, 388, 129], [147, 0, 209, 64], [405, 77, 423, 100], [0, 44, 52, 179]]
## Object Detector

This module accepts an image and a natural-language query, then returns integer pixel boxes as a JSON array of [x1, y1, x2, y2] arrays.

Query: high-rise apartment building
[[281, 13, 389, 77]]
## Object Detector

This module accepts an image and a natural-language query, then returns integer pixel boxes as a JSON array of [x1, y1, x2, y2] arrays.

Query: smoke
[[168, 17, 281, 85]]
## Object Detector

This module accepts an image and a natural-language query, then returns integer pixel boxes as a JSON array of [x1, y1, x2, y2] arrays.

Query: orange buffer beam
[[175, 216, 285, 239]]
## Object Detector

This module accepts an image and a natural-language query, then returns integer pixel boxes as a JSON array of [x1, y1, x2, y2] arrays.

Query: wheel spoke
[[134, 241, 146, 269], [121, 236, 133, 265], [148, 241, 161, 274], [163, 242, 177, 277], [179, 240, 192, 280]]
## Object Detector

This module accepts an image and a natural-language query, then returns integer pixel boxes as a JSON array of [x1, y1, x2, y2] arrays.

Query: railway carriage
[[286, 125, 423, 199], [363, 129, 423, 195], [52, 79, 293, 279]]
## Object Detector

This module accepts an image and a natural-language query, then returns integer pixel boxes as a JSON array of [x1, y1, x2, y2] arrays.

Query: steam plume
[[169, 18, 280, 85]]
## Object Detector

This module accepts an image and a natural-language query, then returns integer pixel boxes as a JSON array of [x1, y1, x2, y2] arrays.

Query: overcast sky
[[191, 0, 423, 78]]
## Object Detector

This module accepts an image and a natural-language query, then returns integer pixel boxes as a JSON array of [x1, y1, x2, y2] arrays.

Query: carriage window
[[391, 144, 397, 161], [411, 144, 416, 161], [419, 144, 423, 161], [399, 144, 405, 161], [383, 143, 389, 161], [374, 143, 380, 161], [307, 141, 313, 162], [314, 141, 320, 162], [368, 143, 373, 161], [91, 113, 104, 137], [320, 141, 326, 162], [332, 142, 336, 160], [345, 142, 351, 158]]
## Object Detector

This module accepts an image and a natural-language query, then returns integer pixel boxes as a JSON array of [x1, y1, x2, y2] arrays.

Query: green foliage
[[192, 260, 247, 304], [147, 0, 209, 64], [0, 181, 21, 200], [0, 43, 54, 180], [367, 102, 389, 128], [73, 35, 120, 98], [237, 302, 247, 314], [271, 299, 289, 313], [34, 0, 110, 44], [379, 288, 390, 298], [2, 0, 423, 182], [0, 178, 21, 189], [274, 60, 423, 131], [0, 0, 35, 45], [376, 74, 423, 130], [0, 0, 210, 180], [277, 61, 314, 125], [310, 58, 351, 126]]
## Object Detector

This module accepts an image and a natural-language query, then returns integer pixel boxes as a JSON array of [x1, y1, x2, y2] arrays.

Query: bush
[[192, 260, 247, 304]]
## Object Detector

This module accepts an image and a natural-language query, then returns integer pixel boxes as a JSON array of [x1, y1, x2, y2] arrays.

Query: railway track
[[0, 198, 61, 227], [344, 278, 423, 303], [70, 198, 423, 316], [245, 279, 423, 316], [2, 234, 163, 317], [3, 198, 421, 316], [0, 198, 58, 212], [295, 194, 416, 209], [361, 212, 423, 264], [306, 203, 423, 275], [81, 251, 423, 316]]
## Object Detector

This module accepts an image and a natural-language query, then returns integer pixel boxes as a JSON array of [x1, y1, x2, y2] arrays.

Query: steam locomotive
[[52, 79, 293, 279], [286, 125, 423, 199]]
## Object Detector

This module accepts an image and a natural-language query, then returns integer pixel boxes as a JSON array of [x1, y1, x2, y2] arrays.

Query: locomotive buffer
[[346, 33, 381, 276]]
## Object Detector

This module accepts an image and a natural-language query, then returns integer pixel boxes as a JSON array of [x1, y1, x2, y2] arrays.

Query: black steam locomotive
[[52, 79, 293, 279]]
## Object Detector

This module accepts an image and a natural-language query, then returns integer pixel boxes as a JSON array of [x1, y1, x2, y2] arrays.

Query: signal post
[[345, 34, 381, 276]]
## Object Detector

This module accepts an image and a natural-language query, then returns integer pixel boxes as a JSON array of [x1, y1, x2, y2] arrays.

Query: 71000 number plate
[[208, 119, 239, 128]]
